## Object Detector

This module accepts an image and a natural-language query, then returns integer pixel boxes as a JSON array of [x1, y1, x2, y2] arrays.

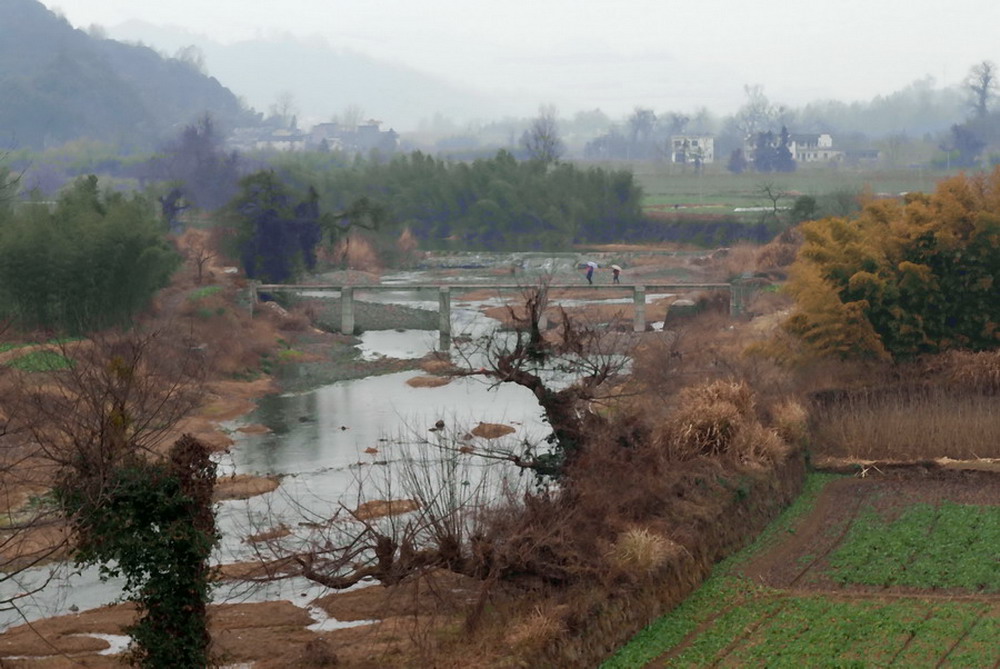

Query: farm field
[[604, 469, 1000, 668], [631, 166, 958, 213]]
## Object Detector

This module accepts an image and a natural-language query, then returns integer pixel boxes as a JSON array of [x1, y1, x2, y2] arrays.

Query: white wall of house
[[670, 135, 715, 164]]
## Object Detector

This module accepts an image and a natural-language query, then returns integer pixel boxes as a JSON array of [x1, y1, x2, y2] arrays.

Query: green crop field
[[631, 165, 959, 214], [830, 502, 1000, 592], [604, 473, 1000, 668]]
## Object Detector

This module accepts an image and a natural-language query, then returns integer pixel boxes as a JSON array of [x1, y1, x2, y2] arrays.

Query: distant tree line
[[271, 149, 645, 252]]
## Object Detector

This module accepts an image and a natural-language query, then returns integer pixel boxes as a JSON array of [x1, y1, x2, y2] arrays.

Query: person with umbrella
[[611, 264, 622, 284], [585, 260, 598, 284]]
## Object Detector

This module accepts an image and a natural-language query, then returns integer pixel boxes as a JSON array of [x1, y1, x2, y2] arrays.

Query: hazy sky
[[45, 0, 1000, 121]]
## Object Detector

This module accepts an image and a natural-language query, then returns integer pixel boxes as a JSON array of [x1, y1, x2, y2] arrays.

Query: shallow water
[[2, 262, 625, 633], [1, 302, 548, 633]]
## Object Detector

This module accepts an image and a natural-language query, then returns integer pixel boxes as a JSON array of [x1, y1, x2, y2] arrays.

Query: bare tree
[[1, 329, 207, 632], [0, 370, 64, 618], [333, 104, 366, 130], [757, 182, 789, 227], [966, 60, 997, 118], [445, 280, 634, 477], [521, 106, 565, 164], [187, 235, 216, 285], [734, 84, 777, 141], [269, 91, 299, 129], [0, 148, 23, 209]]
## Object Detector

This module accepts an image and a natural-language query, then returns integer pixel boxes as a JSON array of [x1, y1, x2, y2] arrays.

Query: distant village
[[227, 119, 881, 172], [227, 119, 400, 155], [667, 132, 879, 167]]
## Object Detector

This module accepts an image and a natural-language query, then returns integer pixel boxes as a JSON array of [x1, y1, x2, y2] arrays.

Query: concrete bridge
[[251, 281, 753, 349]]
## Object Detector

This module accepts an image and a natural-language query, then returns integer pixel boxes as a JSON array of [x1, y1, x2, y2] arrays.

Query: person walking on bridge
[[611, 264, 622, 284], [585, 261, 598, 284]]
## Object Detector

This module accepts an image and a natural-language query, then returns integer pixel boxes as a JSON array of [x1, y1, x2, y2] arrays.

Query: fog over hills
[[0, 0, 250, 149], [108, 21, 517, 131]]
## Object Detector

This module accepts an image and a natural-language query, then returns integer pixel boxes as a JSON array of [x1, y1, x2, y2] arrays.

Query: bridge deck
[[255, 282, 731, 292], [249, 281, 747, 345]]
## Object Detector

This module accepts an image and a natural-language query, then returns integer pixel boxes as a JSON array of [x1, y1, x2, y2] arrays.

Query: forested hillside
[[0, 0, 252, 150]]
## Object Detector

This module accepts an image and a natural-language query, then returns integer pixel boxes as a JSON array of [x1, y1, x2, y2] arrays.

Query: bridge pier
[[438, 287, 451, 351], [633, 285, 646, 332], [341, 287, 355, 334]]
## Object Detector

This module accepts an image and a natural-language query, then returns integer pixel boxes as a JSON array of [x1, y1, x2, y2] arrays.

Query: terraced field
[[605, 469, 1000, 668]]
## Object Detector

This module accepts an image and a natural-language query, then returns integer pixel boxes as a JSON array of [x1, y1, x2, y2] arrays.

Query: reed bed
[[810, 385, 1000, 460]]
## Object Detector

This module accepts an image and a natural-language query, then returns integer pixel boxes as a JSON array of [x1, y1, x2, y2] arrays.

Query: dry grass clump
[[709, 243, 759, 281], [771, 399, 809, 447], [730, 422, 789, 464], [651, 379, 795, 464], [663, 380, 755, 458], [503, 607, 566, 656], [755, 226, 803, 277], [606, 527, 683, 576], [934, 349, 1000, 394]]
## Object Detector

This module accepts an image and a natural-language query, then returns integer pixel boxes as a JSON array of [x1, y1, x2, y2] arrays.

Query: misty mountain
[[0, 0, 252, 150], [107, 21, 511, 132]]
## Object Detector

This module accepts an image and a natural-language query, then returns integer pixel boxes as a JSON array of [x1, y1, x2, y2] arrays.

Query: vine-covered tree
[[780, 169, 1000, 360], [12, 331, 214, 667]]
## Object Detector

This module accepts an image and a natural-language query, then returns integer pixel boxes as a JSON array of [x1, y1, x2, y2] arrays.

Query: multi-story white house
[[670, 135, 715, 165], [788, 133, 842, 162]]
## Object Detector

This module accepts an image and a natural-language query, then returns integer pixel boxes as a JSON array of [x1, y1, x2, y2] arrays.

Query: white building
[[788, 133, 842, 162], [670, 135, 715, 165]]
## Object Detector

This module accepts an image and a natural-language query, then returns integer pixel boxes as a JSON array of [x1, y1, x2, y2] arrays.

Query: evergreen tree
[[0, 175, 179, 333], [230, 170, 322, 283]]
